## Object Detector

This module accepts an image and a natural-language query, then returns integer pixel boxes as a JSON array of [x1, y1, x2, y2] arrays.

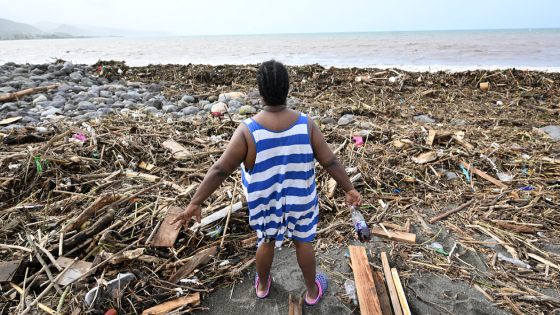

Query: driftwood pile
[[0, 64, 559, 314]]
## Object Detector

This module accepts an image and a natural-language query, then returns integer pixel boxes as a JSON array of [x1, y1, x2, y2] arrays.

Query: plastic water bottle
[[351, 206, 371, 242], [344, 279, 357, 305]]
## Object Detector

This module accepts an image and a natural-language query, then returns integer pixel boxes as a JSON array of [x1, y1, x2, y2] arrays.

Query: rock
[[145, 99, 163, 109], [211, 102, 228, 115], [208, 95, 218, 102], [63, 103, 77, 111], [321, 117, 337, 125], [0, 86, 16, 94], [239, 105, 256, 115], [147, 83, 163, 92], [198, 100, 211, 107], [99, 90, 112, 98], [143, 106, 159, 115], [29, 75, 47, 81], [77, 101, 96, 111], [219, 92, 246, 103], [41, 107, 62, 117], [162, 105, 178, 113], [228, 107, 239, 114], [179, 95, 196, 106], [413, 115, 436, 123], [33, 95, 48, 104], [451, 118, 467, 126], [69, 71, 83, 82], [287, 97, 300, 107], [181, 106, 199, 116], [539, 125, 560, 141], [62, 61, 74, 74], [445, 171, 458, 180], [338, 114, 355, 126], [49, 100, 66, 108], [122, 91, 141, 100], [203, 103, 214, 112], [228, 99, 244, 109]]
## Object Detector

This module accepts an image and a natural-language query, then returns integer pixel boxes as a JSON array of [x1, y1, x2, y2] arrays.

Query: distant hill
[[1, 17, 172, 40], [0, 18, 74, 40]]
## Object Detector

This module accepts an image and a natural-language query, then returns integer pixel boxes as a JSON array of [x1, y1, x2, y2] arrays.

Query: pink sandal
[[254, 274, 272, 299], [305, 273, 328, 305]]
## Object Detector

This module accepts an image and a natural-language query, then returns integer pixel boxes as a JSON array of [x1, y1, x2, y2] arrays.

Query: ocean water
[[1, 29, 559, 72]]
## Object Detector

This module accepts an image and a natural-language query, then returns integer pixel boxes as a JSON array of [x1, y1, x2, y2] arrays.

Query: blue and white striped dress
[[241, 113, 319, 248]]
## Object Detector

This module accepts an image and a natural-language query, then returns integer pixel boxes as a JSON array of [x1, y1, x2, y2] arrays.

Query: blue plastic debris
[[460, 165, 471, 182]]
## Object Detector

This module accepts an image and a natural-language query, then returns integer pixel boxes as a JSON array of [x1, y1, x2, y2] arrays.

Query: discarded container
[[351, 206, 371, 242], [427, 242, 448, 256], [344, 279, 357, 305], [497, 253, 531, 269], [480, 82, 489, 92]]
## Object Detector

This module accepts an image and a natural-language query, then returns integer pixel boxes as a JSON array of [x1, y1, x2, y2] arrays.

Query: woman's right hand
[[345, 189, 362, 207], [171, 203, 202, 230]]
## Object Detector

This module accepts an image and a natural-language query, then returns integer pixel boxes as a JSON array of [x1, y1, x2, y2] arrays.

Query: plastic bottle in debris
[[344, 279, 357, 305], [351, 206, 371, 242]]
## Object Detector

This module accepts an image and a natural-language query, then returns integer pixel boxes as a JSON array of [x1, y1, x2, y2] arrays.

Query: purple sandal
[[255, 274, 272, 299], [305, 273, 328, 305]]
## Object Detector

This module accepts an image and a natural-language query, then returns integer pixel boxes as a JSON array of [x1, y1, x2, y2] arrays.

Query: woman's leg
[[294, 240, 318, 299], [256, 240, 275, 294]]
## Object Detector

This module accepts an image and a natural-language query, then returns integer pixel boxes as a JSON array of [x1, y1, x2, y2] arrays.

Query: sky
[[1, 0, 559, 36]]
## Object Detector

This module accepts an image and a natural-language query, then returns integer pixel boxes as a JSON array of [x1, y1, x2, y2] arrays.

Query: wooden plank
[[373, 271, 394, 315], [0, 260, 22, 283], [288, 293, 303, 315], [162, 139, 190, 160], [189, 201, 244, 231], [426, 129, 437, 146], [371, 228, 416, 244], [169, 246, 218, 283], [56, 257, 93, 286], [141, 292, 200, 315], [460, 161, 508, 189], [381, 252, 403, 315], [390, 268, 411, 315], [348, 245, 383, 315], [150, 206, 184, 247]]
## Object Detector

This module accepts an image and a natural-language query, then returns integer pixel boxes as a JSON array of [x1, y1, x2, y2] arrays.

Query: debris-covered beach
[[1, 61, 559, 314]]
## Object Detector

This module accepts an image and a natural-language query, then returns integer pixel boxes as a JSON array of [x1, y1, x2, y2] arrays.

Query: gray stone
[[143, 106, 159, 115], [85, 111, 102, 120], [33, 95, 48, 104], [239, 105, 256, 115], [180, 95, 196, 104], [99, 90, 112, 98], [62, 61, 74, 74], [48, 100, 66, 108], [147, 83, 163, 92], [142, 92, 154, 102], [59, 85, 86, 93], [0, 76, 10, 83], [77, 101, 96, 111], [539, 125, 560, 141], [0, 86, 16, 94], [41, 107, 62, 117], [123, 91, 142, 100], [203, 103, 214, 112], [445, 171, 458, 180], [0, 103, 18, 112], [162, 105, 178, 113], [338, 114, 355, 126], [451, 118, 467, 126], [228, 99, 244, 109], [69, 71, 83, 82], [321, 117, 337, 125], [199, 100, 211, 107], [227, 107, 239, 114], [146, 99, 163, 109], [29, 75, 47, 81], [64, 103, 77, 111], [413, 114, 436, 123], [181, 106, 199, 116]]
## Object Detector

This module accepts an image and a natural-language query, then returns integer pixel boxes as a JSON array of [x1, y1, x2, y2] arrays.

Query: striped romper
[[241, 113, 319, 248]]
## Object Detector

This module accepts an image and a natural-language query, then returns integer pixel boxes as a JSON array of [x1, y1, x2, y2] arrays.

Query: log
[[492, 221, 539, 234], [58, 211, 114, 250], [429, 199, 475, 224], [0, 84, 58, 103], [169, 246, 218, 283], [141, 292, 200, 315], [373, 271, 394, 315], [150, 206, 183, 247], [371, 228, 416, 244], [390, 268, 411, 315], [381, 252, 403, 315], [460, 161, 508, 189], [348, 245, 383, 315], [63, 194, 122, 232]]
